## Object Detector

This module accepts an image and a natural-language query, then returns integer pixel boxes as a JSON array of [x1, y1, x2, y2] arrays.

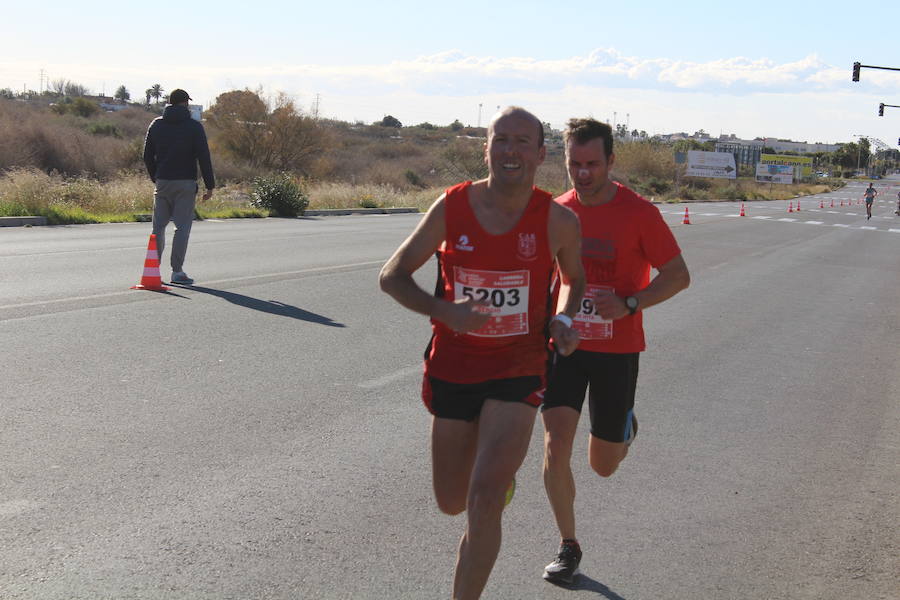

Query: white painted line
[[804, 221, 824, 225], [0, 260, 386, 311], [700, 213, 718, 216], [778, 218, 797, 222], [358, 365, 422, 389], [889, 229, 900, 233], [833, 224, 850, 228], [724, 214, 741, 218], [753, 216, 772, 220], [826, 211, 839, 214], [860, 226, 877, 230]]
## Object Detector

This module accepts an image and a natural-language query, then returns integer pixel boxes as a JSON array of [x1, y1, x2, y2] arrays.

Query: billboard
[[756, 163, 793, 184], [759, 153, 813, 177], [685, 151, 736, 179]]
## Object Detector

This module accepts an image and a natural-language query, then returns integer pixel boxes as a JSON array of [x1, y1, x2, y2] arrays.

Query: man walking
[[541, 118, 690, 585], [143, 88, 214, 285], [380, 107, 585, 599]]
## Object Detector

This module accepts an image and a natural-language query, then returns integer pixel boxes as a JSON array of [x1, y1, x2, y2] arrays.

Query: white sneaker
[[171, 271, 194, 285]]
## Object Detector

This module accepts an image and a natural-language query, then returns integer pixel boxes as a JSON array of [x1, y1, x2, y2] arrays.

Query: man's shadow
[[175, 284, 345, 327], [546, 574, 629, 599]]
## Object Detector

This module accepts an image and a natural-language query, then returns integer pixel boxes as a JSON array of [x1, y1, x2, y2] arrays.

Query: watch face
[[626, 296, 638, 309]]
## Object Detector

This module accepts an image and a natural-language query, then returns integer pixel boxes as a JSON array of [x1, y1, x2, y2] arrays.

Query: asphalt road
[[1, 180, 898, 599]]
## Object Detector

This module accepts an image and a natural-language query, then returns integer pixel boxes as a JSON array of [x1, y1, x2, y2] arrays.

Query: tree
[[114, 85, 130, 102], [379, 115, 402, 128], [205, 88, 326, 174], [64, 81, 88, 97], [50, 78, 68, 96], [145, 89, 153, 104], [149, 84, 164, 104], [449, 119, 464, 131]]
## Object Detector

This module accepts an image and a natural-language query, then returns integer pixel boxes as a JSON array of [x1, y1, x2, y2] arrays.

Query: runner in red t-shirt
[[380, 107, 586, 600], [540, 118, 691, 586]]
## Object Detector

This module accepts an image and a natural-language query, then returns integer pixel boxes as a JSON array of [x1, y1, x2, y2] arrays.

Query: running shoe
[[543, 539, 582, 584], [626, 414, 638, 446], [504, 477, 516, 506]]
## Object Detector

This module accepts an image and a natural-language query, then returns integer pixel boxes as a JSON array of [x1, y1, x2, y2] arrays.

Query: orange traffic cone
[[840, 199, 844, 206], [830, 199, 834, 208], [682, 206, 691, 224], [788, 201, 793, 213], [819, 199, 824, 208], [796, 200, 801, 212], [131, 234, 169, 291], [739, 203, 746, 217]]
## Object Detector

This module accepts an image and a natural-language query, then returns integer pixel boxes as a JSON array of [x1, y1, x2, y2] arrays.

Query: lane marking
[[0, 260, 385, 311], [860, 226, 877, 230], [778, 218, 797, 222], [358, 365, 422, 389], [804, 221, 824, 225], [833, 224, 850, 228], [753, 216, 772, 220]]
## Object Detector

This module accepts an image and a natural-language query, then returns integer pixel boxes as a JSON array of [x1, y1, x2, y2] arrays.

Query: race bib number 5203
[[453, 267, 530, 337]]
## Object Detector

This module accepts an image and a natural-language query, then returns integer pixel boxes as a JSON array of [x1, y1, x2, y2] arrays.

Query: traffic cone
[[840, 199, 844, 206], [131, 234, 169, 291], [788, 201, 793, 213], [819, 199, 824, 208], [682, 206, 691, 224], [739, 203, 746, 217], [830, 199, 834, 208], [796, 200, 801, 212]]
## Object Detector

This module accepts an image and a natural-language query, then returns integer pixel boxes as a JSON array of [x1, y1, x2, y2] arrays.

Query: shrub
[[87, 122, 121, 137], [404, 169, 425, 188], [250, 172, 308, 217], [358, 194, 379, 208]]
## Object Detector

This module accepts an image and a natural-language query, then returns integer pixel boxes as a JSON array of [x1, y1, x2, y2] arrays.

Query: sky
[[3, 0, 899, 147]]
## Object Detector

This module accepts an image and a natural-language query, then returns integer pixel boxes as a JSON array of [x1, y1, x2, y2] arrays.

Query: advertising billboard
[[755, 163, 793, 184], [759, 154, 812, 177], [685, 151, 737, 179]]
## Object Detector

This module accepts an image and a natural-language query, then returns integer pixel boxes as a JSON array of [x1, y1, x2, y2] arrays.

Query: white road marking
[[778, 218, 797, 222], [889, 229, 900, 233], [860, 226, 877, 230], [0, 260, 385, 310], [753, 216, 772, 220], [833, 224, 850, 228], [804, 221, 824, 225], [358, 365, 422, 389], [0, 499, 38, 518]]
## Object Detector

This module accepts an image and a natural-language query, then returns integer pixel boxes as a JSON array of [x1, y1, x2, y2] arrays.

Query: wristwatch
[[624, 296, 639, 315]]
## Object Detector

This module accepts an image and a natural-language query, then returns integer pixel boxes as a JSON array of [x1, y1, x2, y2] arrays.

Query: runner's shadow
[[175, 284, 345, 327], [545, 574, 629, 599]]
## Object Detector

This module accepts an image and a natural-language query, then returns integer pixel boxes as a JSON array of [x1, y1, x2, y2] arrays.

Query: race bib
[[571, 284, 613, 340], [453, 267, 529, 337]]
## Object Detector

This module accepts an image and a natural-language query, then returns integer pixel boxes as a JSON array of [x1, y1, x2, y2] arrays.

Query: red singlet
[[424, 181, 555, 383]]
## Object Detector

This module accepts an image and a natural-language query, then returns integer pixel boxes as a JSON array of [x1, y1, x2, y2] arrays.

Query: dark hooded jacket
[[143, 104, 215, 190]]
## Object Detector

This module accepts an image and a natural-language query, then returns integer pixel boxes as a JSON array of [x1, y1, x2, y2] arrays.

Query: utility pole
[[39, 68, 45, 94], [477, 103, 482, 128]]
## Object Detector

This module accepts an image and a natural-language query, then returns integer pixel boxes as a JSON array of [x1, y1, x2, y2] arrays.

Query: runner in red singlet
[[380, 107, 586, 600], [540, 118, 690, 585]]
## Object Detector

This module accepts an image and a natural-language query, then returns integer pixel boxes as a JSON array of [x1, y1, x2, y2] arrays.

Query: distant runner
[[380, 107, 586, 600], [863, 183, 878, 220]]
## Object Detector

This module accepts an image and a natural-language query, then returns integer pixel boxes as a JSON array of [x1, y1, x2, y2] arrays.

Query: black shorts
[[541, 350, 639, 443], [422, 375, 543, 421]]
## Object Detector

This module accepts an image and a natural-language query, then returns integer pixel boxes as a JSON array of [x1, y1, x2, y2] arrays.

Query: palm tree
[[150, 84, 164, 104], [145, 89, 153, 104], [114, 85, 130, 103]]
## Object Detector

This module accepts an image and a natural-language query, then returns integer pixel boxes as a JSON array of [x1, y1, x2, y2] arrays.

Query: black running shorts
[[541, 350, 639, 443], [423, 375, 543, 421]]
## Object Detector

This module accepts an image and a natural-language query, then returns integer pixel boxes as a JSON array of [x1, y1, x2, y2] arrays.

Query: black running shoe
[[543, 539, 582, 584]]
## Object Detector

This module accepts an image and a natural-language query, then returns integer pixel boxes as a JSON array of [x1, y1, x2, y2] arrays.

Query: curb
[[303, 207, 419, 216], [0, 216, 48, 227]]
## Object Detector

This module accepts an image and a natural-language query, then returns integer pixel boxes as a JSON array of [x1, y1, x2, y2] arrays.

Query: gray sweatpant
[[151, 179, 197, 273]]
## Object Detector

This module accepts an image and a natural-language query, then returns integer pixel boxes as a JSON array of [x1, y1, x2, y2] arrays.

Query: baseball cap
[[169, 89, 192, 104]]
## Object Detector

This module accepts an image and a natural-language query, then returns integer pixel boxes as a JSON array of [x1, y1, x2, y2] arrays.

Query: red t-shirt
[[555, 182, 681, 353], [425, 181, 555, 383]]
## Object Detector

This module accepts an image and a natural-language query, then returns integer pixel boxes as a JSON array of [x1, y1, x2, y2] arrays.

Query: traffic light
[[852, 62, 861, 82], [879, 103, 884, 116]]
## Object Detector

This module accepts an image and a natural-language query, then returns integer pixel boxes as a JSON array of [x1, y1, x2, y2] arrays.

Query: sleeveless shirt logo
[[455, 234, 474, 252], [516, 233, 537, 261]]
